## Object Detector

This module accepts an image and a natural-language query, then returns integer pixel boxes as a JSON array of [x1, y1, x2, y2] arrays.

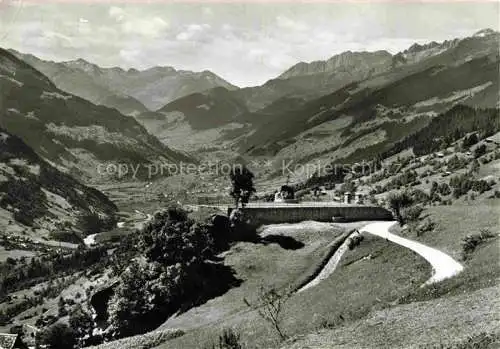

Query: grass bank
[[155, 222, 430, 349]]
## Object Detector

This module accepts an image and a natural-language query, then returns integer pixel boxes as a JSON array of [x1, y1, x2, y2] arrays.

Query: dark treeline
[[296, 105, 498, 191], [0, 246, 108, 297], [105, 207, 241, 339], [382, 105, 499, 158]]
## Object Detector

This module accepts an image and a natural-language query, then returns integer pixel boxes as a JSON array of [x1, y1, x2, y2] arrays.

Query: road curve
[[297, 231, 362, 293], [360, 221, 464, 285]]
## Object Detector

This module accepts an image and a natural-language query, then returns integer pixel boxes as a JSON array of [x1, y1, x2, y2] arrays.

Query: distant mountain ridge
[[7, 29, 498, 175], [0, 48, 191, 182], [131, 29, 498, 162], [9, 50, 238, 114], [0, 127, 117, 234], [239, 29, 499, 174], [276, 29, 496, 80], [278, 50, 393, 80]]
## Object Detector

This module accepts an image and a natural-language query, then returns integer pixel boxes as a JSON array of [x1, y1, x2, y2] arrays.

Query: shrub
[[386, 170, 418, 190], [402, 205, 424, 223], [347, 233, 364, 250], [461, 229, 497, 260], [411, 189, 430, 204], [339, 181, 357, 195], [387, 191, 414, 225], [206, 328, 243, 349], [39, 323, 77, 349], [229, 166, 256, 208], [471, 180, 491, 194], [469, 159, 480, 174], [414, 218, 436, 237], [69, 304, 94, 346], [461, 133, 479, 148], [474, 144, 487, 158], [57, 297, 68, 317], [489, 190, 500, 199], [438, 183, 451, 196]]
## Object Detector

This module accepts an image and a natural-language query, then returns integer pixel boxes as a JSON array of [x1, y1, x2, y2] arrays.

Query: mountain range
[[0, 48, 191, 182], [3, 28, 499, 180], [9, 50, 238, 115], [126, 29, 499, 168], [241, 29, 499, 163]]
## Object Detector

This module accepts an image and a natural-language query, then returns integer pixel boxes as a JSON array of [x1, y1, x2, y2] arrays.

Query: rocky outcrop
[[278, 50, 393, 79]]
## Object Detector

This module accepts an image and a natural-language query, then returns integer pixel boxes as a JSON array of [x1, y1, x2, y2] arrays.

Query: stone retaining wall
[[229, 204, 393, 225]]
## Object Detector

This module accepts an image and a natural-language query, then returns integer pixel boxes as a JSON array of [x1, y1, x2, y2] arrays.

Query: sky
[[0, 1, 498, 87]]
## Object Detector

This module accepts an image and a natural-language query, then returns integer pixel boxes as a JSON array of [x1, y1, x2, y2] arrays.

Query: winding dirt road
[[298, 221, 464, 292], [297, 230, 363, 293], [360, 221, 464, 285]]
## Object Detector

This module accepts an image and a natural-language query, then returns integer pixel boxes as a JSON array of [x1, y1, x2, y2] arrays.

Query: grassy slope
[[0, 128, 117, 236], [280, 201, 500, 349], [282, 285, 499, 349], [151, 222, 429, 349], [399, 201, 500, 303], [158, 222, 347, 329]]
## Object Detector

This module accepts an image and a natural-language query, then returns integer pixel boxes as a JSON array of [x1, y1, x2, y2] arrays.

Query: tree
[[107, 206, 233, 338], [401, 205, 424, 223], [387, 191, 414, 225], [69, 304, 94, 345], [108, 262, 154, 337], [438, 183, 451, 196], [244, 287, 290, 341], [469, 159, 480, 174], [462, 133, 478, 149], [430, 181, 438, 197], [57, 297, 67, 317], [39, 323, 77, 349], [474, 144, 487, 158], [339, 181, 356, 195], [229, 166, 256, 208]]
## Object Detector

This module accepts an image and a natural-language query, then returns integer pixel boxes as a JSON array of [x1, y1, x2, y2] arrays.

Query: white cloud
[[3, 2, 498, 87], [276, 15, 307, 32], [176, 23, 211, 41], [41, 31, 76, 48], [122, 17, 169, 38], [109, 6, 125, 22], [119, 48, 141, 63], [176, 32, 192, 41], [108, 6, 169, 38]]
